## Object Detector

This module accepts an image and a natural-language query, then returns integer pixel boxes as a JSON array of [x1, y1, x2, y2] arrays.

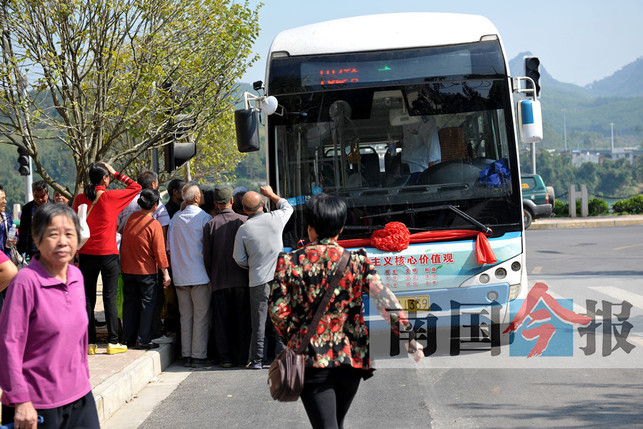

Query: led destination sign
[[300, 49, 473, 89]]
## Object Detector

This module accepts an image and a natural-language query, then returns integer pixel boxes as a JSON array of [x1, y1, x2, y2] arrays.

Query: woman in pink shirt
[[0, 203, 99, 429]]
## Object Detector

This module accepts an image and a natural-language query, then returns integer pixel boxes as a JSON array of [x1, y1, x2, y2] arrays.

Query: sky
[[240, 0, 643, 87]]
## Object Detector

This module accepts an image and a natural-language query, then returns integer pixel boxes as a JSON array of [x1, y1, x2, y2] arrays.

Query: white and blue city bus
[[236, 13, 542, 355]]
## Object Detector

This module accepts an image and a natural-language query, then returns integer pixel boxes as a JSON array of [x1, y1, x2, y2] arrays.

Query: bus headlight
[[509, 283, 521, 300]]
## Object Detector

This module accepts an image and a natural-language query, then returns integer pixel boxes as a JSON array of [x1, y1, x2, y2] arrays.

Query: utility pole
[[562, 109, 567, 151]]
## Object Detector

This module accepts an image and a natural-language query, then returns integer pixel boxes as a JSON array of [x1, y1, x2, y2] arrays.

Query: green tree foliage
[[521, 150, 642, 199], [595, 158, 633, 195], [0, 0, 260, 198]]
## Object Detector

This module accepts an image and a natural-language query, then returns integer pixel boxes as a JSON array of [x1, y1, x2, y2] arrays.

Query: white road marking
[[588, 286, 643, 310]]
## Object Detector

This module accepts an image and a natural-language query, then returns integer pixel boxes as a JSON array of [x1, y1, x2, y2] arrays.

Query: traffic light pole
[[24, 156, 32, 203]]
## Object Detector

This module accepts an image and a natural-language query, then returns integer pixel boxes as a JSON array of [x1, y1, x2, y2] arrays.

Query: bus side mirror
[[235, 108, 260, 152], [518, 99, 543, 143]]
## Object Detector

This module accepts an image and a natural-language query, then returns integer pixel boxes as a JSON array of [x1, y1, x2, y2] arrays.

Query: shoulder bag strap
[[294, 249, 351, 354], [87, 190, 105, 218]]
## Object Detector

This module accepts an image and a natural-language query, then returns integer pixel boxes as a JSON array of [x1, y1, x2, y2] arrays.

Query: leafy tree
[[576, 162, 599, 191], [0, 0, 260, 198], [596, 158, 632, 196]]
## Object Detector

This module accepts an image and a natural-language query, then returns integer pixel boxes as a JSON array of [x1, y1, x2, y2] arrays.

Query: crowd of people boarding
[[0, 161, 421, 429]]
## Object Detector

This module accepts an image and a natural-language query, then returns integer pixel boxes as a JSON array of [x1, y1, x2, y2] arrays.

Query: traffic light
[[164, 140, 196, 172], [164, 115, 197, 172], [524, 56, 541, 98], [17, 147, 30, 176]]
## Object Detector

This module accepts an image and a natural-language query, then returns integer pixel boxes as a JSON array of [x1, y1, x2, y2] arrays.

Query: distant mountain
[[509, 51, 643, 98], [586, 57, 643, 98], [509, 51, 587, 95], [509, 52, 643, 139]]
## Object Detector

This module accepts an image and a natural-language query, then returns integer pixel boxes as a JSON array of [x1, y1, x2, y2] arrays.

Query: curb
[[528, 215, 643, 230], [93, 343, 176, 425]]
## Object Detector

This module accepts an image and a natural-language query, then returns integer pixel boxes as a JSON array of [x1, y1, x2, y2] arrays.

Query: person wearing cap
[[202, 186, 250, 368]]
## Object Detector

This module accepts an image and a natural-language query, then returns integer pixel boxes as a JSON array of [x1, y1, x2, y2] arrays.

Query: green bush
[[612, 195, 643, 214], [588, 198, 609, 216], [553, 200, 566, 217], [555, 198, 609, 217]]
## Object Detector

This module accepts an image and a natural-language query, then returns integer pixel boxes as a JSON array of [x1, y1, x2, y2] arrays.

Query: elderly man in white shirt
[[167, 183, 212, 368]]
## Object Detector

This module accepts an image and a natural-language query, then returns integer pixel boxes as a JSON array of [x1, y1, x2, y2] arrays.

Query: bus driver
[[401, 116, 441, 184]]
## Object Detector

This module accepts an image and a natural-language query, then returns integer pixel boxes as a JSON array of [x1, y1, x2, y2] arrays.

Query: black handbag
[[268, 250, 351, 402]]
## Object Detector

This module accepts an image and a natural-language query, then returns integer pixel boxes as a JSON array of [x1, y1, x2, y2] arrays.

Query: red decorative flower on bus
[[371, 222, 410, 252]]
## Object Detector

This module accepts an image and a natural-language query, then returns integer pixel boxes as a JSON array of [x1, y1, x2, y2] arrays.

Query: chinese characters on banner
[[374, 252, 454, 289], [385, 282, 635, 358]]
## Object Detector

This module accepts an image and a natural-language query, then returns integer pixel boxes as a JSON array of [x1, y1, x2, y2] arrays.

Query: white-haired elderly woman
[[0, 203, 99, 429]]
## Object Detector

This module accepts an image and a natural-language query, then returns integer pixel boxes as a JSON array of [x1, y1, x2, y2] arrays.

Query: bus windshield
[[267, 42, 522, 244]]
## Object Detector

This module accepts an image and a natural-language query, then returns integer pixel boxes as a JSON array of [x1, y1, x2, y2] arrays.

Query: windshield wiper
[[360, 204, 492, 235]]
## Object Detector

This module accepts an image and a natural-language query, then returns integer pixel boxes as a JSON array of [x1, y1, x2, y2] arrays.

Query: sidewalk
[[528, 214, 643, 229], [89, 284, 177, 425]]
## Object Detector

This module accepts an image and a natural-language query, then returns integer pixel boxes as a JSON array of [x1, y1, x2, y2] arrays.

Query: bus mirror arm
[[243, 92, 283, 116], [512, 77, 538, 101]]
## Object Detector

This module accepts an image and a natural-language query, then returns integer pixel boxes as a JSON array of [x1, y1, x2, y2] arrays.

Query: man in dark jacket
[[202, 186, 250, 368], [165, 179, 185, 219], [18, 180, 51, 259]]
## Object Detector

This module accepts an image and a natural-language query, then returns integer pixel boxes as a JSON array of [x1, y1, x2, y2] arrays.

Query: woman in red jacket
[[74, 162, 141, 355]]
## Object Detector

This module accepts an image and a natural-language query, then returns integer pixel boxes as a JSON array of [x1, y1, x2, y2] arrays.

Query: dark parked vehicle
[[521, 173, 554, 229]]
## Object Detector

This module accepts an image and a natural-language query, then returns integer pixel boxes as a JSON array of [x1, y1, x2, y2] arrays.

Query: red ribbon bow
[[338, 222, 496, 265]]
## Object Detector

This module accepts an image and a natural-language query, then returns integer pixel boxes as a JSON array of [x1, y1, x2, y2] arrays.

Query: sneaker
[[88, 344, 97, 355], [184, 357, 192, 368], [151, 335, 174, 344], [134, 342, 160, 350], [220, 362, 234, 369], [246, 361, 262, 370], [106, 343, 127, 355]]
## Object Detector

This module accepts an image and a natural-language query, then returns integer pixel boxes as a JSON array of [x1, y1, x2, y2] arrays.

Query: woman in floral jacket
[[270, 193, 422, 429]]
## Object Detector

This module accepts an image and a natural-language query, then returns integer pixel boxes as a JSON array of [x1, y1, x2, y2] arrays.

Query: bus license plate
[[399, 296, 430, 311]]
